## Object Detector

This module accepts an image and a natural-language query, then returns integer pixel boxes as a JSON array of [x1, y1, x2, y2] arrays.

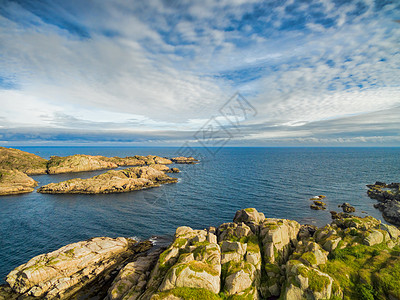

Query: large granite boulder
[[0, 169, 38, 195], [0, 147, 47, 175], [6, 237, 136, 299], [37, 165, 177, 194]]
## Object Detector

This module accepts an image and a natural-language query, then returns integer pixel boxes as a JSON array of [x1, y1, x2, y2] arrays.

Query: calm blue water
[[0, 147, 399, 282]]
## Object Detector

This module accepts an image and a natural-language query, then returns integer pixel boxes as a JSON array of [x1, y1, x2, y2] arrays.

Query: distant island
[[1, 208, 399, 300], [0, 147, 198, 196]]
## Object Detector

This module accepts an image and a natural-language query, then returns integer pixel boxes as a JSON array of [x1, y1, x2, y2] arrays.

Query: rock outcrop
[[367, 181, 400, 225], [0, 169, 38, 195], [4, 237, 150, 299], [170, 157, 199, 164], [46, 154, 174, 175], [0, 147, 47, 175], [2, 208, 400, 300], [38, 165, 178, 194]]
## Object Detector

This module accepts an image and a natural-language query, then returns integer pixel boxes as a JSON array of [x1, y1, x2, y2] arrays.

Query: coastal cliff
[[37, 165, 178, 194], [2, 208, 400, 300]]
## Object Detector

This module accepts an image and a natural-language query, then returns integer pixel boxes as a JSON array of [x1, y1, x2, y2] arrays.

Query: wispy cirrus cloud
[[0, 0, 399, 145]]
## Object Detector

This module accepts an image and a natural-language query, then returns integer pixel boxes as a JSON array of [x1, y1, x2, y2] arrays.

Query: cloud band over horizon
[[0, 0, 399, 146]]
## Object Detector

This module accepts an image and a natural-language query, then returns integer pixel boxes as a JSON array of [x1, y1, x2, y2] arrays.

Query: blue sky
[[0, 0, 399, 146]]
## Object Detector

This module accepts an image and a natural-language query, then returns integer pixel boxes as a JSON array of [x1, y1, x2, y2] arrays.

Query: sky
[[0, 0, 399, 147]]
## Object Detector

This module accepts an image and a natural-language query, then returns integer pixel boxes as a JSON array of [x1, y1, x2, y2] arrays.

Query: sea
[[0, 146, 399, 282]]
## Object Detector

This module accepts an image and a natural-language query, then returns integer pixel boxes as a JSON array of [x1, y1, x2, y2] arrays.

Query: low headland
[[1, 208, 399, 300], [0, 147, 193, 196]]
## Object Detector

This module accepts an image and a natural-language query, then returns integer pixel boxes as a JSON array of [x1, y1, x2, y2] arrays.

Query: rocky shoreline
[[1, 208, 400, 300], [0, 147, 194, 196], [367, 181, 400, 226]]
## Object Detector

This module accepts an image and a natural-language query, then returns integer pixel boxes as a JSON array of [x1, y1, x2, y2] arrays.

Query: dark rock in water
[[374, 200, 400, 226], [313, 200, 326, 207], [340, 202, 356, 213], [170, 167, 180, 173], [366, 181, 400, 226], [311, 204, 326, 210], [330, 211, 352, 219]]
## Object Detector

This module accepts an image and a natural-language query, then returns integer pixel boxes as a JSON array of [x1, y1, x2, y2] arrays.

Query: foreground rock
[[4, 237, 152, 299], [170, 157, 199, 164], [38, 165, 178, 194], [0, 147, 47, 175], [367, 181, 400, 225], [0, 169, 38, 195], [3, 208, 400, 300]]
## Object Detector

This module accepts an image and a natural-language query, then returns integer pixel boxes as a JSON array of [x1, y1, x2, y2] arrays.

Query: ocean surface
[[0, 146, 399, 282]]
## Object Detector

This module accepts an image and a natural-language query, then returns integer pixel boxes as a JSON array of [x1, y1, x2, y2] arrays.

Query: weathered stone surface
[[284, 260, 334, 300], [6, 237, 135, 299], [4, 208, 400, 300], [38, 165, 177, 194], [233, 208, 265, 225], [363, 229, 384, 246], [0, 147, 48, 175], [224, 270, 252, 295], [0, 169, 38, 195], [108, 249, 163, 300]]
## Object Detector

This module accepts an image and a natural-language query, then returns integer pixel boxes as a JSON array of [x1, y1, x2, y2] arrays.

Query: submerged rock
[[0, 147, 47, 175], [0, 169, 38, 196]]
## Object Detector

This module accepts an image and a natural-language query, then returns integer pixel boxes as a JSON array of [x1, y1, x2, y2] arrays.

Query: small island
[[0, 147, 195, 196], [38, 165, 178, 194], [1, 208, 399, 300]]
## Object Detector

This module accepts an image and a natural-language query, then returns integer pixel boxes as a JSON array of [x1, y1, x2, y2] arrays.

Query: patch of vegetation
[[300, 251, 317, 266], [187, 261, 219, 276], [157, 287, 221, 300]]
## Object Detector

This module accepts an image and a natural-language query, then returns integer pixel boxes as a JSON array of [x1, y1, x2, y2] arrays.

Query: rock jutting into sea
[[2, 208, 400, 300], [367, 181, 400, 226], [46, 154, 173, 174], [37, 165, 178, 194], [170, 157, 199, 164], [0, 169, 38, 195], [0, 147, 48, 175]]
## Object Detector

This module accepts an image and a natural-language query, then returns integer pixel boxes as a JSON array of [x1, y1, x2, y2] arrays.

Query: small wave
[[128, 236, 141, 242]]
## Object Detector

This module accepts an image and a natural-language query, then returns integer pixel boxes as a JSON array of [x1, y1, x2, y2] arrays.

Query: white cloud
[[0, 0, 398, 145]]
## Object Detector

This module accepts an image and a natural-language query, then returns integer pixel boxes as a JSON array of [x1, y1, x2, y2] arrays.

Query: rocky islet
[[0, 147, 195, 196]]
